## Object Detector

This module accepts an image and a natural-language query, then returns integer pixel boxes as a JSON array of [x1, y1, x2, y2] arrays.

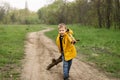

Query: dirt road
[[21, 28, 117, 80]]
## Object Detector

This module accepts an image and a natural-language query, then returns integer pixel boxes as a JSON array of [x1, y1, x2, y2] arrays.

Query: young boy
[[56, 23, 77, 80]]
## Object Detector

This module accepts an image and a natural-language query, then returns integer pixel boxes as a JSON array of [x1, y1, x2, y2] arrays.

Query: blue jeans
[[62, 55, 72, 79]]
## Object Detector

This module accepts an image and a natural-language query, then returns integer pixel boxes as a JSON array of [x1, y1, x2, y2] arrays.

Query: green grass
[[0, 24, 119, 79], [45, 24, 120, 78], [0, 25, 45, 79]]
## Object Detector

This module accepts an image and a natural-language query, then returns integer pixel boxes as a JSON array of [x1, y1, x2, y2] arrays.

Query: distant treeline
[[38, 0, 120, 29], [0, 2, 40, 24], [0, 0, 120, 29]]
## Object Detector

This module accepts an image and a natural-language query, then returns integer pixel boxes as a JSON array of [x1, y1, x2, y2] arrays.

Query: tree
[[0, 2, 10, 23], [37, 0, 120, 29], [105, 0, 112, 29], [113, 0, 120, 29], [96, 0, 102, 28], [0, 6, 5, 22], [10, 13, 16, 23]]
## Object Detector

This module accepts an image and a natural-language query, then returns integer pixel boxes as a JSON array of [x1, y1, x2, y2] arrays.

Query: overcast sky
[[0, 0, 74, 12]]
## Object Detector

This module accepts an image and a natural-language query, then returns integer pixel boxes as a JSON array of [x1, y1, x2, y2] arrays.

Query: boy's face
[[59, 27, 66, 36]]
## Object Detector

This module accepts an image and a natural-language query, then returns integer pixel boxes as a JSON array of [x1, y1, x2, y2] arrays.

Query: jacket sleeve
[[67, 33, 76, 43], [66, 34, 72, 43], [66, 29, 76, 42]]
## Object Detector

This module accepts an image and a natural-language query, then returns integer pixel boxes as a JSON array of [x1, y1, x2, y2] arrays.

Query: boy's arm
[[67, 33, 77, 44]]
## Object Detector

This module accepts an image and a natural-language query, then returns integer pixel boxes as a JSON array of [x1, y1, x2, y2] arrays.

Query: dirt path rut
[[21, 28, 117, 80]]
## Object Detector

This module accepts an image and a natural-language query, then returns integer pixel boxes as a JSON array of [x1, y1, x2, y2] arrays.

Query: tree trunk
[[106, 0, 112, 29], [97, 0, 102, 28], [114, 0, 120, 29]]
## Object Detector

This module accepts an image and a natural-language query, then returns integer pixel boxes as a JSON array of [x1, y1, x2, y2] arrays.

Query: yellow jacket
[[56, 30, 77, 61]]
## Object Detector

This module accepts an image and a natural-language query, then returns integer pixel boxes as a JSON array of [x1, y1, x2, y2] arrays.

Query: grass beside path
[[45, 24, 120, 79], [0, 25, 45, 79]]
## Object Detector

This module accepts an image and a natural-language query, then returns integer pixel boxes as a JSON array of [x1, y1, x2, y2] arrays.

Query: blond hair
[[58, 23, 67, 29]]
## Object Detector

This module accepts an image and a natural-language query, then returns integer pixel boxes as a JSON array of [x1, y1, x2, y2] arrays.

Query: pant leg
[[62, 55, 72, 79], [63, 60, 69, 79], [62, 55, 69, 79], [68, 59, 72, 74]]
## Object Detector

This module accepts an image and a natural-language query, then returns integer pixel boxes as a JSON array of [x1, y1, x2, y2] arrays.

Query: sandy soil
[[21, 28, 118, 80]]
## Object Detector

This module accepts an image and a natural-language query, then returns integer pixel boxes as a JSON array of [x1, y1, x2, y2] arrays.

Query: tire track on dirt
[[21, 28, 118, 80]]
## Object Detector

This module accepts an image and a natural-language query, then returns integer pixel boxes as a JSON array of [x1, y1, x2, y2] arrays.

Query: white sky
[[0, 0, 74, 12]]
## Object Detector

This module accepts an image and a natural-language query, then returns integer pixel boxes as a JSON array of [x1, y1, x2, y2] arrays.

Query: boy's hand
[[71, 40, 77, 44], [71, 39, 80, 44]]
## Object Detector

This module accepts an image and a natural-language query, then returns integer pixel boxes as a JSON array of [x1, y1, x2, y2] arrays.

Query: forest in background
[[0, 0, 120, 29]]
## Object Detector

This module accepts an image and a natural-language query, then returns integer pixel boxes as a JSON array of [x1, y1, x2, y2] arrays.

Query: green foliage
[[37, 0, 98, 25], [0, 2, 10, 24], [0, 0, 119, 29], [0, 2, 40, 25], [0, 25, 44, 79], [37, 0, 120, 29], [38, 0, 64, 24], [8, 9, 40, 24], [45, 24, 120, 78]]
